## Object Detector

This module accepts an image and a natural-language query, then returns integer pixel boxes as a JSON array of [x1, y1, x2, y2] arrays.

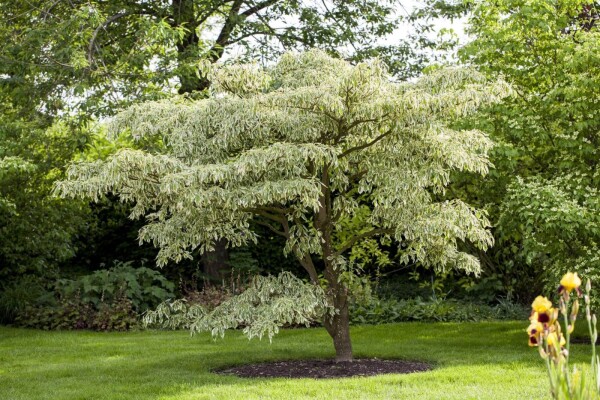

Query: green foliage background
[[2, 0, 600, 331], [447, 0, 600, 303]]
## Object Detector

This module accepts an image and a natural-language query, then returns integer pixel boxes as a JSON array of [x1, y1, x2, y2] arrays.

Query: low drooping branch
[[143, 272, 333, 340]]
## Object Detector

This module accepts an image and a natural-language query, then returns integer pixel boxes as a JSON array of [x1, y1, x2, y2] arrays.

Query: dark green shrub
[[17, 294, 94, 330], [17, 290, 138, 331], [13, 261, 173, 331], [58, 260, 175, 312], [90, 292, 138, 331], [0, 276, 53, 324], [349, 297, 528, 325]]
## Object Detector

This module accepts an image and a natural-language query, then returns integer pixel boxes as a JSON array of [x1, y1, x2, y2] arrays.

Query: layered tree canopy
[[56, 50, 510, 360], [0, 102, 88, 277]]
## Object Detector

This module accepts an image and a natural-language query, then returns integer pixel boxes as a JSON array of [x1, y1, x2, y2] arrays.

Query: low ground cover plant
[[350, 296, 527, 325], [13, 261, 174, 331]]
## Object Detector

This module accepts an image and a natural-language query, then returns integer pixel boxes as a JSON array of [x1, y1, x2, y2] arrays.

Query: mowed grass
[[0, 322, 590, 399]]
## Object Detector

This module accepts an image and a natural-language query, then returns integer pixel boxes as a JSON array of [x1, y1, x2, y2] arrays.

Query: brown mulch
[[215, 359, 432, 379]]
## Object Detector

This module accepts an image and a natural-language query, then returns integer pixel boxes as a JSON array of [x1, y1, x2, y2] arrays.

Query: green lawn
[[0, 322, 589, 399]]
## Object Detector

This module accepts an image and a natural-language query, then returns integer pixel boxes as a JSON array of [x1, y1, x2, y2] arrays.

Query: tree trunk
[[172, 0, 243, 94], [295, 252, 353, 361], [323, 291, 353, 362], [201, 238, 229, 284], [317, 163, 353, 361], [172, 0, 203, 94]]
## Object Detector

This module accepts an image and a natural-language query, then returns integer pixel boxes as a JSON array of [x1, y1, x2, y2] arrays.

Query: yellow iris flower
[[527, 321, 544, 347], [527, 321, 543, 335], [530, 297, 557, 324], [529, 312, 539, 322], [560, 272, 582, 293], [532, 296, 552, 313]]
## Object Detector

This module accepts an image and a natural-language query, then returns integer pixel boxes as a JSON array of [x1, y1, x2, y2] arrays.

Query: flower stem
[[561, 296, 572, 395]]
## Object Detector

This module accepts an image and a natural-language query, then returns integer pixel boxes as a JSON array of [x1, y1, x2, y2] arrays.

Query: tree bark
[[323, 287, 353, 362], [172, 0, 245, 94], [172, 0, 203, 94], [293, 252, 353, 361]]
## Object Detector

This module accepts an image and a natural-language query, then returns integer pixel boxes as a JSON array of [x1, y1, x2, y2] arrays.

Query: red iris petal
[[538, 313, 550, 323], [529, 336, 538, 345]]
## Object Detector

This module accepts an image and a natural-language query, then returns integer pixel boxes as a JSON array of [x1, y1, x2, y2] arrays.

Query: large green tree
[[0, 0, 426, 118], [57, 51, 508, 360], [453, 0, 600, 299], [0, 103, 88, 278]]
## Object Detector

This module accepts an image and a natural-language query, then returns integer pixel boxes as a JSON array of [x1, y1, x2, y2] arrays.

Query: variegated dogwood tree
[[56, 51, 510, 361]]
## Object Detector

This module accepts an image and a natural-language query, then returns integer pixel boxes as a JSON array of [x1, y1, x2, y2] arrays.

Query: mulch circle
[[215, 359, 432, 379]]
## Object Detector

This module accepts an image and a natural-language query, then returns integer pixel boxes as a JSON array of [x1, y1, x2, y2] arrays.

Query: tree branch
[[196, 0, 235, 26], [88, 12, 138, 66], [243, 207, 286, 223], [333, 228, 394, 257], [240, 0, 278, 17], [282, 103, 342, 125], [209, 0, 244, 60], [339, 128, 393, 158], [299, 254, 319, 284], [253, 219, 287, 237], [346, 114, 390, 134], [280, 217, 319, 284]]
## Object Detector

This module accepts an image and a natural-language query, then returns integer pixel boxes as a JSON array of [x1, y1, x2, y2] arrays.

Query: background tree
[[0, 99, 89, 279], [57, 51, 509, 360], [450, 0, 600, 300], [0, 0, 428, 118]]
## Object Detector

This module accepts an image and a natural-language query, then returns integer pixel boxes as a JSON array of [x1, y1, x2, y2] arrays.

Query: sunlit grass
[[0, 322, 589, 399]]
